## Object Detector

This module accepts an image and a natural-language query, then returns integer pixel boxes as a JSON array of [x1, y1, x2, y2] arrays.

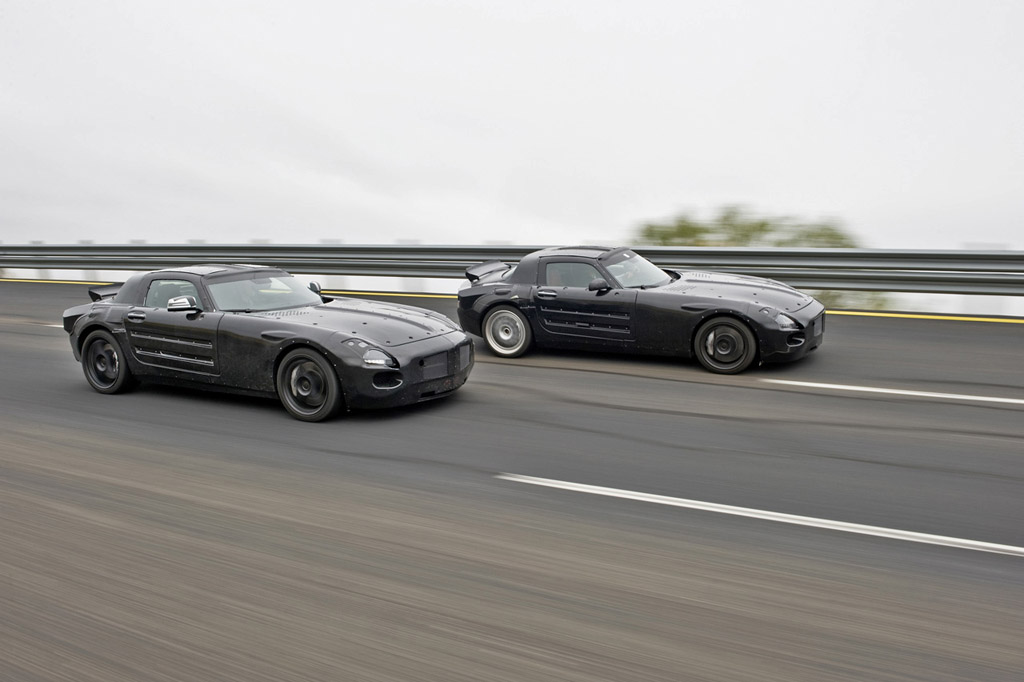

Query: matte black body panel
[[458, 247, 825, 366], [64, 264, 473, 411], [533, 286, 639, 349]]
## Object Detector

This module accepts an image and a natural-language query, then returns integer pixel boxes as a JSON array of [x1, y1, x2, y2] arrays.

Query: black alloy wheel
[[81, 329, 136, 394], [276, 348, 343, 422], [694, 317, 758, 374]]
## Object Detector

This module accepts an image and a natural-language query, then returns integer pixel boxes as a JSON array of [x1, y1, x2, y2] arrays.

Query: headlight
[[775, 313, 799, 330], [759, 308, 799, 330], [363, 349, 398, 367]]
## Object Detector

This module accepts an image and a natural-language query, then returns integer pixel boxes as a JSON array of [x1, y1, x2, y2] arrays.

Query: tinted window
[[544, 262, 602, 288], [207, 274, 323, 312], [144, 279, 201, 309], [603, 250, 671, 289]]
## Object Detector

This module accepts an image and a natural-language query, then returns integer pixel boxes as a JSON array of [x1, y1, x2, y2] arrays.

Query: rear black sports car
[[63, 264, 474, 421], [457, 246, 824, 374]]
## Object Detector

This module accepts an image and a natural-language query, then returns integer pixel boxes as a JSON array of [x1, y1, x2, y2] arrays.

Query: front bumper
[[341, 333, 475, 409], [759, 303, 826, 364]]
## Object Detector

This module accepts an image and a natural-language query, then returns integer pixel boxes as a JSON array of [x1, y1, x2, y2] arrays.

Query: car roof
[[534, 245, 615, 259], [151, 264, 286, 278], [506, 245, 635, 283], [532, 245, 634, 261]]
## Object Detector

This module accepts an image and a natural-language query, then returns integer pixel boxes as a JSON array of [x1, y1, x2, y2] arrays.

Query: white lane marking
[[44, 324, 64, 328], [496, 474, 1024, 557], [763, 379, 1024, 406]]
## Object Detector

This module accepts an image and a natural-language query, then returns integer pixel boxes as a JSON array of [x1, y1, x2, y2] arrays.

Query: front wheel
[[693, 317, 758, 374], [276, 348, 344, 422], [81, 329, 136, 394], [482, 305, 533, 358]]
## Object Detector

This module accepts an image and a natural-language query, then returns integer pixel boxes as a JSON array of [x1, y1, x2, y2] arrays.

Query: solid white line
[[496, 473, 1024, 557], [762, 379, 1024, 406]]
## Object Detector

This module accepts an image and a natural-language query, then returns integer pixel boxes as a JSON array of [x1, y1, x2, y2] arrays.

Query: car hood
[[251, 298, 461, 346], [658, 270, 815, 312]]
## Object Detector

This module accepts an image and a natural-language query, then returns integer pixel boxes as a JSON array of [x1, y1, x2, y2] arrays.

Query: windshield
[[207, 274, 324, 312], [603, 250, 672, 289]]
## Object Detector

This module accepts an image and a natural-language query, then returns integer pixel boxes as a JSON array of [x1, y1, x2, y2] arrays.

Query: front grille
[[421, 352, 448, 380], [420, 342, 472, 381]]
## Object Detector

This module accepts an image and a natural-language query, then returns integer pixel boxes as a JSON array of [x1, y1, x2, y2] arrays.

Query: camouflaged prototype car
[[458, 246, 824, 374], [64, 264, 474, 421]]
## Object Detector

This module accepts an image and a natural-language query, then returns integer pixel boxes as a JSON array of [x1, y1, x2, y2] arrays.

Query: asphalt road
[[2, 281, 1023, 682]]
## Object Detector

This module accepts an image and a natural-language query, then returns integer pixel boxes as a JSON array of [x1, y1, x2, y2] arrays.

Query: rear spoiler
[[88, 283, 123, 301], [465, 260, 511, 283]]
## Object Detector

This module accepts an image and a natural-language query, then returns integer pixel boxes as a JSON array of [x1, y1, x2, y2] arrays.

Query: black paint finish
[[458, 245, 825, 371], [63, 264, 474, 419]]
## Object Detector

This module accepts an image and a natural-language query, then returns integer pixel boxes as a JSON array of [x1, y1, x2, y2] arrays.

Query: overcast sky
[[2, 0, 1022, 249]]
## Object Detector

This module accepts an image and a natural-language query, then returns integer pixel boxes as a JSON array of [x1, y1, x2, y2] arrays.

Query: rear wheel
[[482, 305, 533, 358], [81, 329, 136, 394], [276, 348, 343, 422], [694, 317, 758, 374]]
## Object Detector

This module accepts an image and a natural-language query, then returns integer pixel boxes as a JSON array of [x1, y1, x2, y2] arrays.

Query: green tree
[[637, 205, 886, 309]]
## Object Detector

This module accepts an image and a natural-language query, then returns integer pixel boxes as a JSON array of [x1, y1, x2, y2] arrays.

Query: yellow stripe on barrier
[[323, 290, 458, 299], [0, 278, 116, 285]]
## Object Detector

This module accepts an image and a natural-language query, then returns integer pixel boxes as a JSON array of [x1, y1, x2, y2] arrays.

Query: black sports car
[[63, 264, 474, 421], [457, 246, 824, 374]]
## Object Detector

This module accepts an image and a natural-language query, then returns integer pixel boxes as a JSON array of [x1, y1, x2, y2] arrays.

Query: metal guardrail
[[3, 244, 1024, 295]]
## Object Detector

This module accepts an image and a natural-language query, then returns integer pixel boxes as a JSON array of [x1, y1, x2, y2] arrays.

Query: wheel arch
[[272, 341, 342, 387], [689, 312, 762, 362], [77, 323, 120, 355], [480, 297, 529, 323], [478, 298, 535, 336]]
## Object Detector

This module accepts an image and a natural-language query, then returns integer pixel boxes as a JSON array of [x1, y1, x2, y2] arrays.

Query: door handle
[[126, 312, 146, 323], [536, 290, 558, 299]]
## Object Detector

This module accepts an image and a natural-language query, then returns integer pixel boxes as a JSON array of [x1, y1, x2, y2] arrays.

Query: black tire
[[482, 305, 533, 358], [81, 329, 136, 394], [276, 348, 344, 422], [693, 317, 758, 374]]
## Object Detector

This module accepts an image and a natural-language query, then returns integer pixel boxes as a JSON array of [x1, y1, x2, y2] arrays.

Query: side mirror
[[167, 295, 201, 312], [309, 281, 333, 303], [588, 278, 611, 292]]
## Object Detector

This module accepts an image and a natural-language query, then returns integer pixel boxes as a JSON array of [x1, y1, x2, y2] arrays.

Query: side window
[[544, 262, 602, 288], [144, 279, 201, 309]]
